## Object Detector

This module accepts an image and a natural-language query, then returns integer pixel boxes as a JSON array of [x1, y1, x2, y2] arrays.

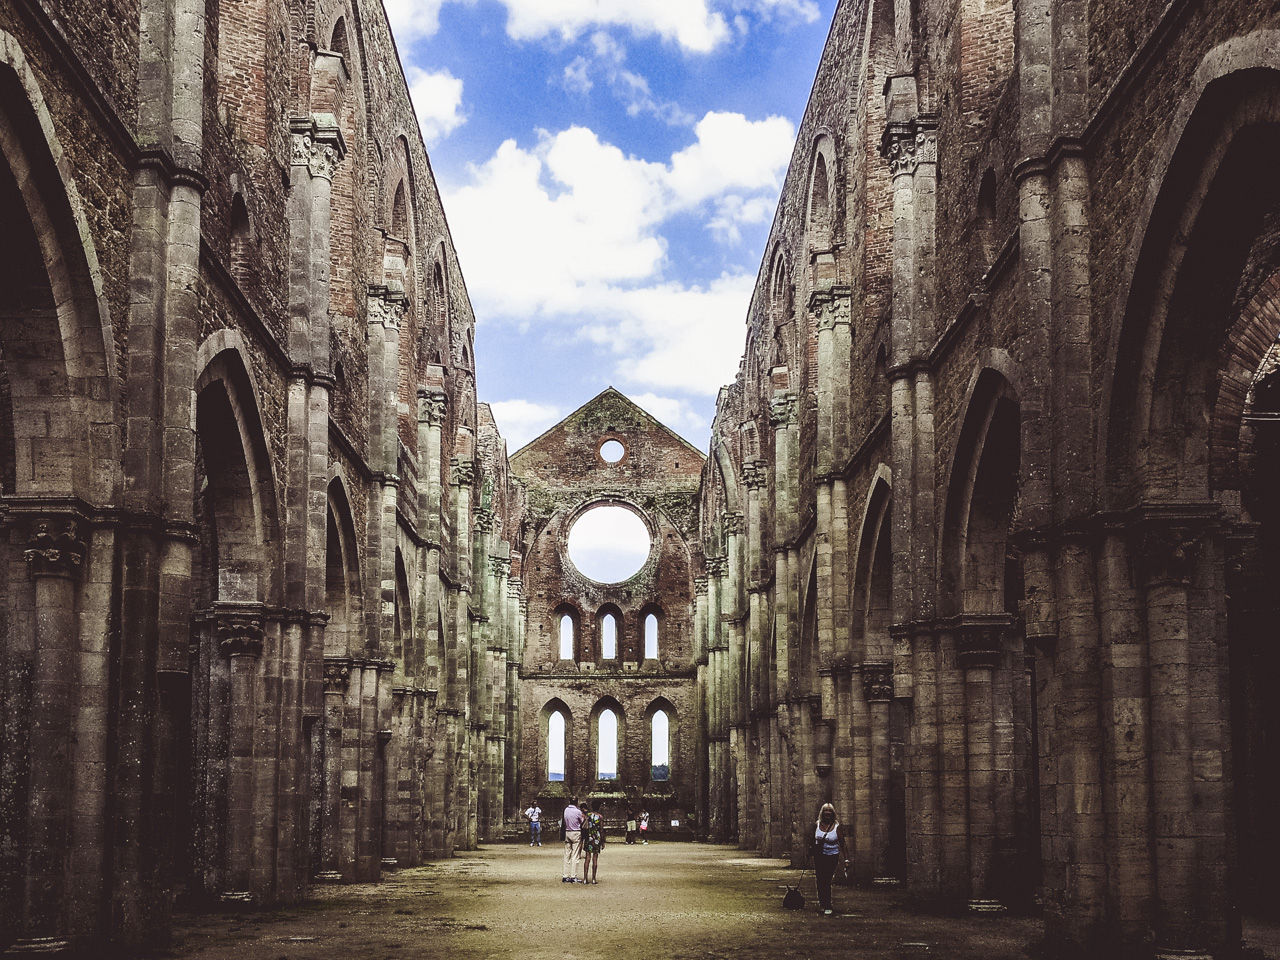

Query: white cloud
[[627, 392, 711, 437], [731, 0, 822, 22], [489, 399, 566, 450], [443, 114, 793, 398], [499, 0, 730, 52], [562, 56, 593, 94], [406, 66, 467, 144], [383, 0, 453, 44]]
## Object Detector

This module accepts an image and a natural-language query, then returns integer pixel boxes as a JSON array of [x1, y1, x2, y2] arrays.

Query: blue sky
[[385, 0, 837, 451]]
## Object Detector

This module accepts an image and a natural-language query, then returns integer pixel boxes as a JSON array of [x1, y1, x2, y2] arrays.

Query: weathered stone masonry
[[697, 0, 1280, 957], [0, 0, 523, 951], [3, 0, 1280, 957]]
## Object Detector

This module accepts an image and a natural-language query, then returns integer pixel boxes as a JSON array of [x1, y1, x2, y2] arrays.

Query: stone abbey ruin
[[1, 0, 1278, 956]]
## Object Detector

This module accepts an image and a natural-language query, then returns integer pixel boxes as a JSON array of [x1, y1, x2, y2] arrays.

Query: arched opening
[[329, 16, 349, 59], [548, 709, 567, 782], [808, 148, 832, 255], [1103, 68, 1280, 934], [596, 709, 618, 780], [643, 611, 659, 660], [650, 710, 670, 781], [567, 503, 652, 584], [599, 609, 618, 660], [558, 611, 575, 661], [391, 180, 408, 239], [325, 480, 363, 655], [940, 370, 1038, 906]]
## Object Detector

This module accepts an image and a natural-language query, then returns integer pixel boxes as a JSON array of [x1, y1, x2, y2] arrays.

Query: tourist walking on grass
[[582, 800, 605, 883], [561, 797, 585, 882], [807, 802, 850, 915]]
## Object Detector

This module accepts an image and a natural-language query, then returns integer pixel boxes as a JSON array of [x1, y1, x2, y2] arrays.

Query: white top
[[525, 806, 540, 822], [814, 822, 841, 857]]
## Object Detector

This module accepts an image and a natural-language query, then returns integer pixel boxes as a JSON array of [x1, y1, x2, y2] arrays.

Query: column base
[[4, 940, 72, 956], [380, 858, 398, 868], [1153, 951, 1213, 960], [872, 877, 901, 887], [219, 891, 253, 905], [314, 871, 344, 884], [967, 899, 1007, 914]]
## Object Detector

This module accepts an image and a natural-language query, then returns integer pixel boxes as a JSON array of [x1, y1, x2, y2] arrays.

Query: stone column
[[1137, 519, 1218, 958], [956, 620, 1006, 910], [217, 612, 264, 898], [862, 661, 895, 882], [317, 658, 350, 882], [15, 519, 86, 949]]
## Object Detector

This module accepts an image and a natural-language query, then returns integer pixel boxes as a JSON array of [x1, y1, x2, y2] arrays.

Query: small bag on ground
[[782, 885, 805, 910]]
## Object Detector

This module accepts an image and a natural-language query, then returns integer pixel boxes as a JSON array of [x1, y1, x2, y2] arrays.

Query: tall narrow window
[[651, 710, 670, 781], [559, 614, 574, 660], [644, 613, 658, 660], [601, 613, 617, 659], [548, 711, 566, 781], [597, 709, 618, 780]]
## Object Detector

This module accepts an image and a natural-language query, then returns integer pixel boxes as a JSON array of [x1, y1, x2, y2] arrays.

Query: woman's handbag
[[782, 884, 805, 910]]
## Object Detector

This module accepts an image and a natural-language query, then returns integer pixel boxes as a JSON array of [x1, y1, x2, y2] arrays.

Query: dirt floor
[[165, 842, 1050, 960], [164, 843, 1280, 960]]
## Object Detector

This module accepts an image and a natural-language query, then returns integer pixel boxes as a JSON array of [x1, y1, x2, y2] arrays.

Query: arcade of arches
[[0, 0, 1279, 958]]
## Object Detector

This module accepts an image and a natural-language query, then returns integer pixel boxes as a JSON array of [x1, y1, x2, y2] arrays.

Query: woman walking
[[582, 800, 605, 883], [807, 802, 850, 915]]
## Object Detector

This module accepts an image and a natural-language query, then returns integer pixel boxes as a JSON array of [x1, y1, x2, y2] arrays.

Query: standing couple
[[560, 797, 605, 884]]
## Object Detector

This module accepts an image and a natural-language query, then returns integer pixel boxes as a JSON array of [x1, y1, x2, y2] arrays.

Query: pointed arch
[[0, 32, 119, 498], [588, 696, 625, 782], [541, 698, 573, 784], [851, 466, 893, 663], [939, 368, 1021, 616], [645, 697, 678, 783], [325, 475, 364, 654], [195, 338, 283, 605]]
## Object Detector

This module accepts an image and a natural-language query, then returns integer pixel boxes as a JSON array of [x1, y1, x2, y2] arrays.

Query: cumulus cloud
[[406, 66, 467, 144], [443, 114, 792, 397], [383, 0, 454, 44], [489, 399, 566, 450], [499, 0, 730, 52]]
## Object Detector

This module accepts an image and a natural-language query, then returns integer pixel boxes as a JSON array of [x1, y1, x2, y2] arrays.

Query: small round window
[[600, 439, 625, 463], [567, 504, 651, 583]]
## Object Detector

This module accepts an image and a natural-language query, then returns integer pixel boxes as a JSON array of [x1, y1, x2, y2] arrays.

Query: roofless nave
[[1, 0, 1278, 957]]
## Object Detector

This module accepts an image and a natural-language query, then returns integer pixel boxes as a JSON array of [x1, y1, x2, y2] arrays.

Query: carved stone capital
[[367, 288, 405, 330], [217, 615, 264, 659], [860, 661, 893, 702], [954, 616, 1012, 671], [451, 457, 475, 487], [706, 556, 728, 578], [723, 512, 744, 536], [24, 517, 86, 578], [290, 114, 346, 181], [417, 389, 448, 426], [694, 576, 709, 596], [810, 286, 852, 332], [1137, 524, 1202, 588], [741, 459, 768, 491], [880, 116, 937, 178], [474, 507, 494, 534], [769, 392, 798, 428], [323, 657, 352, 692], [489, 556, 511, 578]]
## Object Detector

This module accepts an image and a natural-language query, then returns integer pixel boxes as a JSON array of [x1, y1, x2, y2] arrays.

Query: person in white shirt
[[524, 802, 542, 846], [806, 802, 850, 915]]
